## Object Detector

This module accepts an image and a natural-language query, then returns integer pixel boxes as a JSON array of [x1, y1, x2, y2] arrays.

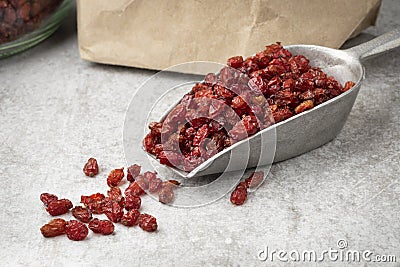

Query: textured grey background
[[0, 0, 399, 266]]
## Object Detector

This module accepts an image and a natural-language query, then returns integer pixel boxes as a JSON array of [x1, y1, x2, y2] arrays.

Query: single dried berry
[[230, 186, 248, 205], [125, 195, 141, 210], [127, 164, 141, 182], [107, 168, 124, 187], [245, 171, 264, 189], [102, 200, 124, 223], [40, 218, 66, 238], [40, 193, 58, 206], [65, 220, 88, 241], [83, 158, 99, 177], [148, 178, 163, 194], [135, 176, 149, 190], [88, 218, 114, 235], [158, 187, 175, 204], [81, 193, 105, 214], [125, 181, 145, 197], [138, 214, 158, 232], [107, 187, 125, 207], [294, 100, 314, 114], [71, 206, 93, 223], [142, 171, 157, 185], [227, 56, 244, 69], [46, 199, 73, 216], [121, 209, 140, 227]]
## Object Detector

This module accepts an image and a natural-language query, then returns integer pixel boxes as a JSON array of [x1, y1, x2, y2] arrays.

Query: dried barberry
[[125, 181, 145, 197], [158, 187, 175, 204], [107, 167, 124, 187], [46, 199, 73, 216], [40, 193, 58, 206], [65, 220, 88, 241], [102, 200, 124, 223], [127, 164, 141, 182], [71, 206, 93, 223], [138, 214, 158, 232], [81, 193, 105, 214], [40, 218, 66, 238], [148, 178, 163, 194], [245, 171, 264, 189], [125, 195, 141, 210], [107, 187, 125, 207], [230, 185, 248, 205], [88, 218, 114, 235], [121, 209, 140, 227], [83, 158, 99, 177]]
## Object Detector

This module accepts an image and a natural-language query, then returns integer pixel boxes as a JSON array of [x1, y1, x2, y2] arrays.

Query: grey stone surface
[[0, 0, 399, 266]]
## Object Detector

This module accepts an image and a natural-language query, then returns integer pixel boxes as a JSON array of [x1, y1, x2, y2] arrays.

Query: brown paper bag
[[77, 0, 381, 70]]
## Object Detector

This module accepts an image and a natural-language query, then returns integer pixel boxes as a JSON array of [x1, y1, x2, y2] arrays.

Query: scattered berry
[[138, 214, 158, 232], [46, 199, 73, 216], [83, 158, 99, 177], [71, 206, 93, 223], [88, 218, 114, 235], [65, 220, 88, 241], [107, 167, 124, 187], [40, 218, 66, 238], [40, 193, 58, 206], [121, 209, 140, 227]]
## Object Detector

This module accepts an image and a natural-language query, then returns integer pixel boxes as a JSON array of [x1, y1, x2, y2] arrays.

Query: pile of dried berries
[[0, 0, 63, 44], [144, 43, 355, 171], [39, 158, 176, 241]]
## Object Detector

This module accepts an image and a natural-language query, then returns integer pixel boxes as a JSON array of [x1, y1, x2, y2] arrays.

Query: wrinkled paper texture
[[78, 0, 381, 70]]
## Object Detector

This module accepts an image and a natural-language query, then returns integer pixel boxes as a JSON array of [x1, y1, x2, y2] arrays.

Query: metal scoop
[[153, 29, 400, 178]]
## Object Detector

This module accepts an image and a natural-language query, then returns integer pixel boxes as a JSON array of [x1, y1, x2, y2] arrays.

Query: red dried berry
[[125, 181, 145, 197], [46, 199, 73, 216], [121, 209, 140, 227], [107, 187, 125, 207], [71, 206, 93, 223], [81, 193, 105, 214], [158, 187, 175, 204], [245, 171, 264, 189], [107, 167, 124, 187], [125, 195, 141, 210], [227, 56, 244, 69], [230, 186, 248, 205], [138, 214, 158, 232], [135, 175, 149, 190], [88, 218, 114, 235], [148, 178, 163, 194], [65, 220, 88, 241], [40, 193, 58, 206], [127, 164, 141, 182], [40, 218, 66, 238], [294, 100, 314, 114], [102, 200, 124, 223], [83, 158, 99, 177], [142, 171, 156, 184]]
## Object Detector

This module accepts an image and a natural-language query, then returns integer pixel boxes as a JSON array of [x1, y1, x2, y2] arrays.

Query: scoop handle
[[346, 28, 400, 61]]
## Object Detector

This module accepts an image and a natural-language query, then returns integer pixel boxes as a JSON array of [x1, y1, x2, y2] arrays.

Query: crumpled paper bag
[[77, 0, 381, 70]]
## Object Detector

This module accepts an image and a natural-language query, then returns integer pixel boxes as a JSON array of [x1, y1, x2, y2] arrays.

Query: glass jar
[[0, 0, 71, 58]]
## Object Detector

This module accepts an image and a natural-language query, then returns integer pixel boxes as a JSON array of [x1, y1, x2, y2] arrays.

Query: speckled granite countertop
[[0, 0, 399, 266]]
